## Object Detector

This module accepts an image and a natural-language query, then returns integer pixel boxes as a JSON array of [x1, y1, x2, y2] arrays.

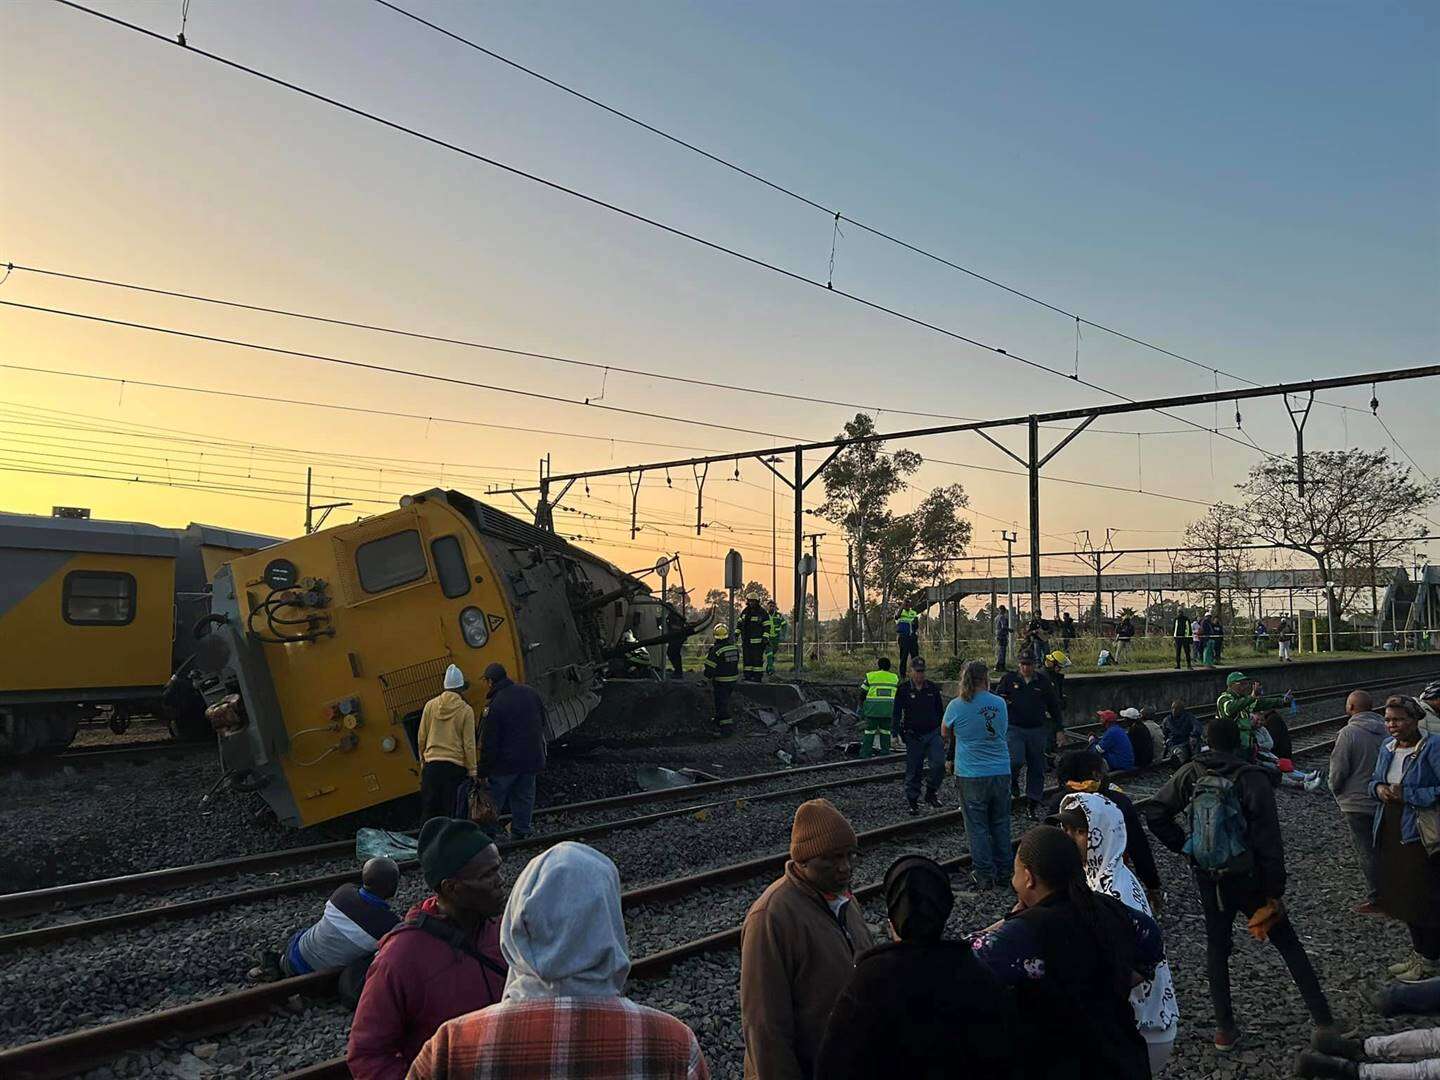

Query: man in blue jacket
[[478, 662, 547, 839], [1090, 710, 1135, 771]]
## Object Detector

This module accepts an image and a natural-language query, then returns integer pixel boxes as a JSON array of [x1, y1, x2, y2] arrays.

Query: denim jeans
[[958, 773, 1013, 884], [1378, 975, 1440, 1017], [489, 772, 538, 837], [1007, 725, 1048, 804], [904, 728, 945, 803], [996, 637, 1008, 670], [1344, 810, 1382, 903], [1195, 871, 1332, 1029]]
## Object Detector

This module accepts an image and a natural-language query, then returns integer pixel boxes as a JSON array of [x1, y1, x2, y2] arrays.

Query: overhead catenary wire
[[45, 2, 1297, 461], [1, 262, 1200, 439], [367, 0, 1369, 419]]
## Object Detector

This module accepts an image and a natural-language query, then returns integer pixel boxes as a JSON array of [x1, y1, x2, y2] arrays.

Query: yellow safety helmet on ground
[[713, 624, 730, 640], [1046, 650, 1071, 668]]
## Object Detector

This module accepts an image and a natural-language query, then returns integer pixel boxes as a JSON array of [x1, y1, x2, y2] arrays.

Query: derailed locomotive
[[192, 489, 697, 827], [0, 513, 278, 753]]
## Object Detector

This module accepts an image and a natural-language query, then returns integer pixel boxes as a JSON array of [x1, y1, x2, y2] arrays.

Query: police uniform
[[896, 607, 920, 675]]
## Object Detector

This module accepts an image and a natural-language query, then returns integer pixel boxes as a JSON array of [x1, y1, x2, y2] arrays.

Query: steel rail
[[277, 727, 1351, 1080], [0, 752, 903, 918], [3, 725, 1345, 1079]]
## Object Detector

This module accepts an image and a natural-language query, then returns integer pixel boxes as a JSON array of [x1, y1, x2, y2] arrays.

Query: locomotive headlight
[[459, 606, 489, 648]]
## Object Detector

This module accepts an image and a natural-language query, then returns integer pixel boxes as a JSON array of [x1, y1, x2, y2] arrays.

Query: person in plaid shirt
[[408, 842, 709, 1079]]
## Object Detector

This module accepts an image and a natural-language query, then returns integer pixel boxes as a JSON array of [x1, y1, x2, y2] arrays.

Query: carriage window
[[355, 530, 427, 593], [63, 571, 136, 625], [431, 535, 471, 598]]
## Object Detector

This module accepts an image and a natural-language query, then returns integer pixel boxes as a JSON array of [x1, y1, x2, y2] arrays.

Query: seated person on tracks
[[249, 856, 401, 984]]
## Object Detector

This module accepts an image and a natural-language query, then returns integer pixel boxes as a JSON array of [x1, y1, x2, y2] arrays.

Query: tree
[[703, 580, 772, 628], [1178, 504, 1254, 615], [816, 413, 921, 642], [1235, 449, 1438, 621]]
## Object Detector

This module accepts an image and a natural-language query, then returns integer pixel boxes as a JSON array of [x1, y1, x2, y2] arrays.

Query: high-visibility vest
[[765, 613, 787, 642], [899, 609, 920, 634], [860, 669, 899, 717]]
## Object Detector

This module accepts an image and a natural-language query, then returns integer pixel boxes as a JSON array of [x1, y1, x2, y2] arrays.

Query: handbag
[[452, 778, 500, 830], [1416, 804, 1440, 859]]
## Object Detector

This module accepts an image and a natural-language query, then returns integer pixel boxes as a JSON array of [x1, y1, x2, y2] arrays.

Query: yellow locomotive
[[193, 489, 688, 827], [0, 513, 278, 753]]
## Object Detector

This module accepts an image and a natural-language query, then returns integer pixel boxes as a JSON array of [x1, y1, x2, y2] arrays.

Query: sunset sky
[[3, 0, 1435, 617]]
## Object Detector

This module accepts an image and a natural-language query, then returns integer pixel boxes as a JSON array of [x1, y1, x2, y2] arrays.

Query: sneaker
[[1214, 1027, 1241, 1052], [1351, 901, 1382, 916], [1293, 1051, 1358, 1079], [1396, 957, 1438, 983], [924, 791, 942, 808], [907, 800, 920, 817], [1304, 771, 1328, 793], [967, 873, 993, 892], [1388, 953, 1425, 976], [1311, 1029, 1363, 1060]]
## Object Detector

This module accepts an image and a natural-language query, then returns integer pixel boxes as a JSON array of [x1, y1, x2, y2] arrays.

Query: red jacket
[[346, 896, 507, 1080]]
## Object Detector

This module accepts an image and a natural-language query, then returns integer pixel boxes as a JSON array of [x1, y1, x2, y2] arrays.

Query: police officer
[[859, 657, 899, 758], [738, 598, 768, 683], [896, 605, 921, 676], [763, 602, 787, 678], [703, 624, 740, 732]]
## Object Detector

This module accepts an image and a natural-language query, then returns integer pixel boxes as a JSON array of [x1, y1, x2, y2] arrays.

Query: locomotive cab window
[[63, 571, 137, 625], [431, 535, 471, 599], [355, 530, 427, 594]]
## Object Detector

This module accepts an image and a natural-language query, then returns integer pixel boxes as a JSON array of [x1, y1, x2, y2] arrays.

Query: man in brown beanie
[[740, 798, 873, 1079]]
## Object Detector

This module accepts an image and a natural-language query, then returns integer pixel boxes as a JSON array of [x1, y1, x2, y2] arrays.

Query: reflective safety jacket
[[764, 612, 787, 644], [897, 608, 920, 637], [860, 669, 900, 719], [1216, 689, 1286, 750], [739, 605, 769, 647], [704, 642, 740, 683]]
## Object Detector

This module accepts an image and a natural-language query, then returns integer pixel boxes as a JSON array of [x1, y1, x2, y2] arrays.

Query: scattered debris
[[635, 766, 696, 791], [789, 731, 828, 764], [782, 701, 835, 731]]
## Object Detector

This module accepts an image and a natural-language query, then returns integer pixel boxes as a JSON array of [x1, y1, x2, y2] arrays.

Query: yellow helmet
[[1046, 650, 1071, 668], [713, 624, 730, 640]]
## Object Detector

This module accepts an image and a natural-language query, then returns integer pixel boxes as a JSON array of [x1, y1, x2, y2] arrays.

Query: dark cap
[[482, 662, 508, 682], [910, 657, 926, 671], [418, 817, 495, 892]]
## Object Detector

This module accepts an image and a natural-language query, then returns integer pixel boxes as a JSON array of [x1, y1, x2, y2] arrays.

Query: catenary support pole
[[793, 448, 804, 672], [1028, 415, 1042, 619], [1370, 540, 1380, 647]]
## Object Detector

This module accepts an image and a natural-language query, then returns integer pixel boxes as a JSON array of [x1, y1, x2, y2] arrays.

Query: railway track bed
[[3, 672, 1434, 1078]]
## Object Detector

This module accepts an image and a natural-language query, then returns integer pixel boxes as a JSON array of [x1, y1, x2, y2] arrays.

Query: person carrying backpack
[[1144, 714, 1341, 1053]]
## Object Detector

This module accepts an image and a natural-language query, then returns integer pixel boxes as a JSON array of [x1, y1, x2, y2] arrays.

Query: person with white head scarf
[[409, 842, 709, 1079], [1057, 792, 1181, 1072]]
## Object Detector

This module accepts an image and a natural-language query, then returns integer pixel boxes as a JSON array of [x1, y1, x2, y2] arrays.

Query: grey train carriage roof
[[0, 512, 180, 558]]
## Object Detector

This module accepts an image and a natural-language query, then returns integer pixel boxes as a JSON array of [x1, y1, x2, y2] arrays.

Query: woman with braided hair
[[969, 826, 1163, 1079]]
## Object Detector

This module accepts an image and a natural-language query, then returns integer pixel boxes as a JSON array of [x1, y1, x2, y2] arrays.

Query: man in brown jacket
[[740, 799, 874, 1080]]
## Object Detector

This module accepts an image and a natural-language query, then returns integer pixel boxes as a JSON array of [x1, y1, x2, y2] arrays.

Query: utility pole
[[999, 530, 1018, 620], [305, 467, 351, 535], [1369, 539, 1380, 647], [802, 531, 826, 656]]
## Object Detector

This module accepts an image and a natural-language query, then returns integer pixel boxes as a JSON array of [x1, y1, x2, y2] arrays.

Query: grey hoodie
[[1329, 711, 1388, 815], [500, 841, 630, 1001]]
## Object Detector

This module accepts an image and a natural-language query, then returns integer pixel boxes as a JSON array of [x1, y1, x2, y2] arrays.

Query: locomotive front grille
[[378, 655, 454, 724]]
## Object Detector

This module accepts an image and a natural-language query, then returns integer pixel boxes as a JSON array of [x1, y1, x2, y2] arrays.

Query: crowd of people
[[239, 648, 1440, 1078]]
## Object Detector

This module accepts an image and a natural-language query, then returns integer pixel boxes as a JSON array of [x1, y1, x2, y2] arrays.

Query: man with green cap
[[1216, 671, 1293, 753], [348, 818, 508, 1080]]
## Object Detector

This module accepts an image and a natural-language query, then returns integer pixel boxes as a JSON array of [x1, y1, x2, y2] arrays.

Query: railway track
[[0, 710, 1355, 1080], [0, 738, 206, 774]]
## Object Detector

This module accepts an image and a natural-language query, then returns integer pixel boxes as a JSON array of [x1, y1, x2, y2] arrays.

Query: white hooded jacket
[[1060, 792, 1180, 1037], [500, 841, 631, 1001]]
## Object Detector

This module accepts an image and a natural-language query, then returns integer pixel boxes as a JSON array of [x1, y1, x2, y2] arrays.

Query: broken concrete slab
[[754, 708, 785, 732], [783, 700, 835, 731], [732, 682, 806, 712], [790, 732, 828, 764]]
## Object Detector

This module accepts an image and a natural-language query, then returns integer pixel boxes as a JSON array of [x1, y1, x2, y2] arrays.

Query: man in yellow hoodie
[[418, 664, 477, 822]]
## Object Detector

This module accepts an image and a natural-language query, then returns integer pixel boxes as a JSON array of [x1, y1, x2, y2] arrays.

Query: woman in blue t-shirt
[[943, 660, 1013, 890]]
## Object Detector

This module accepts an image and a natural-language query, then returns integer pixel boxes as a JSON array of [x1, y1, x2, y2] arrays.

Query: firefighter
[[858, 657, 899, 758], [620, 630, 654, 678], [703, 624, 740, 732], [763, 602, 787, 678], [896, 605, 921, 676], [738, 597, 769, 683]]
